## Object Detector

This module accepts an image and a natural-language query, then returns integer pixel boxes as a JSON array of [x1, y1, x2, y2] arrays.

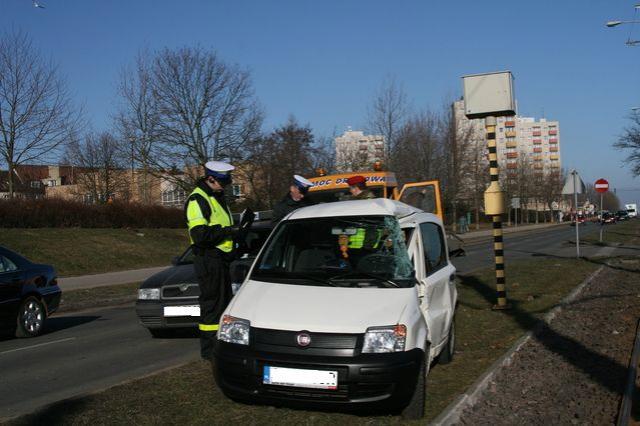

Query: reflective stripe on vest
[[186, 187, 234, 252]]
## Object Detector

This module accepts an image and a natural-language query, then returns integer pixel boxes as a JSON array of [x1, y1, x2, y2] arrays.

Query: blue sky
[[2, 0, 640, 204]]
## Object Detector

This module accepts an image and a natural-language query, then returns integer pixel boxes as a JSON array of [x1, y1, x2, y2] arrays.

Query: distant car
[[0, 246, 61, 338], [600, 212, 617, 224], [615, 210, 629, 221], [570, 215, 587, 226], [135, 220, 274, 337]]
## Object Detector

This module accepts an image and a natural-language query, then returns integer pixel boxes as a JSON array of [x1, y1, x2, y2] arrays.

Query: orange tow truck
[[306, 169, 443, 221]]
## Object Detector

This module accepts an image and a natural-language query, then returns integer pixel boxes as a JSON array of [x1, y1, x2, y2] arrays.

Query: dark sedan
[[135, 221, 273, 337], [0, 246, 61, 338]]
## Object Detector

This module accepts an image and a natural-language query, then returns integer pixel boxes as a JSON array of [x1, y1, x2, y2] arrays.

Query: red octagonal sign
[[595, 178, 609, 193]]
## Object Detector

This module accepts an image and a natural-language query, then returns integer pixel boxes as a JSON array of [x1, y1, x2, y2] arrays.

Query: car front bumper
[[214, 341, 424, 412], [135, 300, 199, 329]]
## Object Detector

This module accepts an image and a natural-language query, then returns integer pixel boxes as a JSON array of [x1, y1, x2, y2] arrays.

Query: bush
[[0, 198, 184, 228]]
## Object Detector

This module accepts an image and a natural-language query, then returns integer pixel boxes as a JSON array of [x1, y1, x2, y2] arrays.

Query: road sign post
[[595, 178, 609, 243], [562, 170, 585, 258]]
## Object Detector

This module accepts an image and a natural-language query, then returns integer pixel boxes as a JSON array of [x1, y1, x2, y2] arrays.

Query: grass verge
[[581, 219, 640, 246], [0, 228, 188, 276], [57, 282, 140, 314], [12, 258, 599, 425]]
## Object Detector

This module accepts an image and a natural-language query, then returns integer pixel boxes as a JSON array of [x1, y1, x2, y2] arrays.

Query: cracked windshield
[[251, 216, 414, 288]]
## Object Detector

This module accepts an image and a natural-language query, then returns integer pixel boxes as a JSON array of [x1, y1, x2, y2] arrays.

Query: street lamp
[[606, 20, 640, 27]]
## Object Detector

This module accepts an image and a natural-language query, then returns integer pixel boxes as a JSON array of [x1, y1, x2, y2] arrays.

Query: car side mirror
[[449, 248, 466, 258], [171, 256, 180, 266]]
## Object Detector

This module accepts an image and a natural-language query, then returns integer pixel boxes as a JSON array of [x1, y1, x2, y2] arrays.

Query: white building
[[334, 130, 385, 173]]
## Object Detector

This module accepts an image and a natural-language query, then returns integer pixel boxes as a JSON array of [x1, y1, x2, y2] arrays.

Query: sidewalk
[[58, 265, 169, 291], [455, 221, 567, 243]]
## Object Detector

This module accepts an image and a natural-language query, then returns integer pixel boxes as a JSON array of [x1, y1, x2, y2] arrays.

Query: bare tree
[[0, 30, 80, 197], [367, 76, 409, 162], [148, 46, 263, 189], [114, 51, 158, 203], [614, 111, 640, 176], [66, 132, 129, 203]]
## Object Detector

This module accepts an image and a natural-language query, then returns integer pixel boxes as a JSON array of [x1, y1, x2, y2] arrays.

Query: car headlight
[[362, 325, 406, 353], [218, 315, 250, 345], [138, 288, 160, 300]]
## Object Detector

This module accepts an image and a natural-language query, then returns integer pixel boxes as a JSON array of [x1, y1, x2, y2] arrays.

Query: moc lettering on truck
[[213, 198, 458, 419]]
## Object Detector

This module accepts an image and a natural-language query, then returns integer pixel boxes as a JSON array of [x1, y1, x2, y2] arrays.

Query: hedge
[[0, 198, 184, 228]]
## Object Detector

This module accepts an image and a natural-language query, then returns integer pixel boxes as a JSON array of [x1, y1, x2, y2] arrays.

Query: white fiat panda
[[213, 199, 457, 419]]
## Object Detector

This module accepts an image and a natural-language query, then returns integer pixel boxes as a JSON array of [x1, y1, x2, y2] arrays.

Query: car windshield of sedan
[[251, 215, 415, 288]]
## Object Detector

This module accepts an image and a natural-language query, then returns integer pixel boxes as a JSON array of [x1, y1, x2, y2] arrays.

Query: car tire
[[148, 328, 174, 338], [439, 316, 456, 364], [15, 296, 46, 338], [401, 343, 429, 420]]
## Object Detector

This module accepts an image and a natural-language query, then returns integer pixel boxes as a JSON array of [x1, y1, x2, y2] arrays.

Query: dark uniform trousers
[[194, 248, 232, 359]]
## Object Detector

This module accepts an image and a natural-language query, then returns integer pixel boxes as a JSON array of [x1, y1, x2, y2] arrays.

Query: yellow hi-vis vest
[[348, 228, 382, 249], [186, 186, 234, 252]]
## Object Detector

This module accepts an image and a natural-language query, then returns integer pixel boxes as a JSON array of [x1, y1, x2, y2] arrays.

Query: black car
[[616, 210, 629, 221], [135, 220, 274, 337], [0, 246, 61, 338]]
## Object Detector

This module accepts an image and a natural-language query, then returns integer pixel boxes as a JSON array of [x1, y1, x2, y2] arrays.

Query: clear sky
[[2, 0, 640, 204]]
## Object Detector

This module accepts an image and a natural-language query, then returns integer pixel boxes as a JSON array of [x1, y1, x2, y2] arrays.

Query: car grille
[[162, 283, 200, 299], [139, 315, 162, 327], [253, 328, 360, 350]]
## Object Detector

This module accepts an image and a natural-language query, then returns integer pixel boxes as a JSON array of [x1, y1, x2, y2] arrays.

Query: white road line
[[0, 337, 76, 355]]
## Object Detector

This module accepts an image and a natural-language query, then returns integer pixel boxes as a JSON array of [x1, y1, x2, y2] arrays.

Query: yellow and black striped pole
[[484, 116, 509, 310]]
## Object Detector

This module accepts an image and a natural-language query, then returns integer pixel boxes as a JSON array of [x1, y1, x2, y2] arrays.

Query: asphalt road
[[0, 223, 633, 420], [0, 306, 199, 420]]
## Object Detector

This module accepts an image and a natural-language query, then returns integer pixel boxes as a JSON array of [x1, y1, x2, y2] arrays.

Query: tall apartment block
[[334, 130, 385, 172], [453, 100, 561, 179]]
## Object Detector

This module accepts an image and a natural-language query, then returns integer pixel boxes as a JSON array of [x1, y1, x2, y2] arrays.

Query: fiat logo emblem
[[179, 284, 189, 292], [296, 332, 311, 347]]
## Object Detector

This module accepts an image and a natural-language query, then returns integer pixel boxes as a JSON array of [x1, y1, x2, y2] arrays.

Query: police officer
[[272, 175, 314, 223], [346, 175, 375, 199], [185, 161, 236, 360]]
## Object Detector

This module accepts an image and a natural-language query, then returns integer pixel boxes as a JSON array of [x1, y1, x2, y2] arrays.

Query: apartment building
[[334, 130, 385, 173]]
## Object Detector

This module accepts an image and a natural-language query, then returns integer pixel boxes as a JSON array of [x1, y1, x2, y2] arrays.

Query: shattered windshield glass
[[251, 215, 415, 288]]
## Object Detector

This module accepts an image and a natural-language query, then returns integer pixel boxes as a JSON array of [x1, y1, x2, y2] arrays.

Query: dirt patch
[[459, 263, 640, 425]]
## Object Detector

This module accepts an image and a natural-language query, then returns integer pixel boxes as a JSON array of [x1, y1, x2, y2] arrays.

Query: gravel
[[459, 260, 640, 425]]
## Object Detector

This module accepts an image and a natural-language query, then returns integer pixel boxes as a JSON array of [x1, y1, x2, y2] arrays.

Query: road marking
[[0, 337, 76, 355]]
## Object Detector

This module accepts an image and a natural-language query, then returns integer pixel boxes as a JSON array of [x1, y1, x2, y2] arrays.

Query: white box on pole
[[462, 71, 516, 119]]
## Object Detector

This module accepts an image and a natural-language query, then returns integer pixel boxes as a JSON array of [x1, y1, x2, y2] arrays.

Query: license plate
[[163, 305, 200, 317], [263, 366, 338, 390]]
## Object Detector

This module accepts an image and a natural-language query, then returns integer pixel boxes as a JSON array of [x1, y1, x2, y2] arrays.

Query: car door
[[0, 254, 24, 328], [397, 181, 443, 221], [417, 220, 456, 350]]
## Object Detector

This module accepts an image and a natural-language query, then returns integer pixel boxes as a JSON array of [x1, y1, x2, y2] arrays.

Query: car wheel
[[401, 342, 430, 419], [16, 296, 46, 338], [439, 316, 456, 364]]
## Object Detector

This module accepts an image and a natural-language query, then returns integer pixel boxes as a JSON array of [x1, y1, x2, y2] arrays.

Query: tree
[[241, 117, 320, 210], [0, 30, 80, 197], [66, 132, 129, 203], [118, 46, 263, 191], [367, 76, 409, 163], [614, 111, 640, 176], [114, 51, 158, 203]]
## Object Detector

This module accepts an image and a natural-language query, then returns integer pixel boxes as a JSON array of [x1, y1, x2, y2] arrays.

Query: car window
[[420, 222, 446, 275], [0, 255, 18, 273]]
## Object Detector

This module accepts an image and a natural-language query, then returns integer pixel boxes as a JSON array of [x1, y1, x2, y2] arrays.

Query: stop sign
[[595, 178, 609, 193]]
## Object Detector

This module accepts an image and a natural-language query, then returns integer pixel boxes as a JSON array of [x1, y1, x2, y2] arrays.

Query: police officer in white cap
[[185, 161, 236, 360], [272, 175, 314, 223]]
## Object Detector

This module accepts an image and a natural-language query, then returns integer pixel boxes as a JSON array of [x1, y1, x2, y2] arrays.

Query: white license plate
[[163, 305, 200, 317], [263, 366, 338, 390]]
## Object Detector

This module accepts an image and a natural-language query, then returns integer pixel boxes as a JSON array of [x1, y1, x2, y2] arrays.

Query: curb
[[430, 265, 606, 426]]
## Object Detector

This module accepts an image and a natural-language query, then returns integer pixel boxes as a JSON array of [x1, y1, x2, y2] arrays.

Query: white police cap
[[205, 161, 235, 178], [293, 174, 313, 191]]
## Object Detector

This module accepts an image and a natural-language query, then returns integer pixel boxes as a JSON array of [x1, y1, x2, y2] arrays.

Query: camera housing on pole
[[462, 71, 515, 310]]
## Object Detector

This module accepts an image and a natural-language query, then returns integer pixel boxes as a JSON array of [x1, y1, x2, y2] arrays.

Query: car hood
[[140, 264, 196, 288], [226, 280, 414, 334]]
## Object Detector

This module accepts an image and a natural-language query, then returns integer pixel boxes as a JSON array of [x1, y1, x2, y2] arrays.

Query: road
[[0, 223, 634, 420], [0, 306, 199, 420]]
